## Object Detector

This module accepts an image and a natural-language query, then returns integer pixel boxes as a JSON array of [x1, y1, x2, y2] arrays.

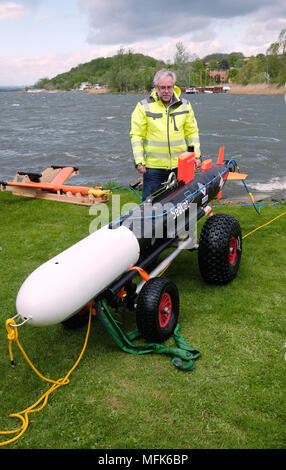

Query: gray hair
[[153, 69, 176, 85]]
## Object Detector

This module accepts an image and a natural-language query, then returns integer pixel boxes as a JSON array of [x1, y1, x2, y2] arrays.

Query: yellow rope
[[242, 210, 286, 239], [0, 305, 92, 447]]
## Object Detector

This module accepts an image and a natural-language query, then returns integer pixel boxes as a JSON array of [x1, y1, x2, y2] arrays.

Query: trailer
[[9, 147, 248, 370]]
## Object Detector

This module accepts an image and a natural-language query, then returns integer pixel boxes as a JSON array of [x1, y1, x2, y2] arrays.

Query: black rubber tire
[[198, 214, 242, 285], [136, 277, 179, 343]]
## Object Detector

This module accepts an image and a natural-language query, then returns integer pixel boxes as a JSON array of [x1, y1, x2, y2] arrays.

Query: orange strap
[[128, 266, 150, 282]]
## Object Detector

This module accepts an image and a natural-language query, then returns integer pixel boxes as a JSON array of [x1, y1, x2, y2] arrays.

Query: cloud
[[236, 3, 286, 54], [78, 0, 276, 45], [0, 47, 119, 85], [2, 0, 285, 85], [0, 1, 27, 21], [0, 54, 70, 85]]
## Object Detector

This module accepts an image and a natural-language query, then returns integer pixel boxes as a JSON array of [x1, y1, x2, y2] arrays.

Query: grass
[[0, 189, 285, 449]]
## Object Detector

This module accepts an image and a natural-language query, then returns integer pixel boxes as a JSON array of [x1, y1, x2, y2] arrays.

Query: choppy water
[[0, 91, 285, 200]]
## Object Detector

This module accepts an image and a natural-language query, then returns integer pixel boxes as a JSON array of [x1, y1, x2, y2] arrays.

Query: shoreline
[[227, 83, 285, 95], [86, 83, 286, 95], [17, 83, 285, 96]]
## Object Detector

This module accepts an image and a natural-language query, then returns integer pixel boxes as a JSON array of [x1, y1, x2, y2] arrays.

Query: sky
[[0, 0, 285, 86]]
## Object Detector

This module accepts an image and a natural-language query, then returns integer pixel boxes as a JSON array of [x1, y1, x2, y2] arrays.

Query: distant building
[[78, 82, 92, 91], [209, 70, 229, 83]]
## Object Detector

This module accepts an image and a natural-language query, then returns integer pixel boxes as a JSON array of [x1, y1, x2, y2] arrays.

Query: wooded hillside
[[33, 29, 286, 92]]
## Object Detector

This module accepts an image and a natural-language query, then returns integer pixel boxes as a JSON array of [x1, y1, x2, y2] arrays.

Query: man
[[130, 69, 201, 200]]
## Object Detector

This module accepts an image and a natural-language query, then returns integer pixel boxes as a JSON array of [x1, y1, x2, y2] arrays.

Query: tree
[[268, 28, 286, 55], [174, 41, 191, 86], [235, 56, 268, 85], [33, 77, 50, 89], [227, 53, 244, 68], [218, 57, 229, 70], [228, 68, 239, 82], [267, 28, 286, 85], [209, 59, 219, 69], [174, 41, 189, 66]]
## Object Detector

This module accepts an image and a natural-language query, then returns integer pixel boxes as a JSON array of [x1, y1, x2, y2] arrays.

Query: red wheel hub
[[229, 237, 237, 265], [159, 292, 172, 328]]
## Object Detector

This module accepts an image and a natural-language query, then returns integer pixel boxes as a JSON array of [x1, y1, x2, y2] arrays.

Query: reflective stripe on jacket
[[130, 86, 200, 169]]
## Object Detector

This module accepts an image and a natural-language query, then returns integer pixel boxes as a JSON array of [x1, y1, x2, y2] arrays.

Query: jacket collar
[[151, 85, 182, 107]]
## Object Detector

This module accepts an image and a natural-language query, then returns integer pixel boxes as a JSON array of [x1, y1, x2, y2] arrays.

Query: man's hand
[[137, 165, 146, 174], [195, 159, 201, 170]]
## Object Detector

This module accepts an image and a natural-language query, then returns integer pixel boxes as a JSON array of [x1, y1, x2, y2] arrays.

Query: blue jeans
[[142, 168, 177, 201]]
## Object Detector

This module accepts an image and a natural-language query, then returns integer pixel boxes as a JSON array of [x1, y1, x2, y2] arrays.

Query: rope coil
[[0, 305, 93, 447]]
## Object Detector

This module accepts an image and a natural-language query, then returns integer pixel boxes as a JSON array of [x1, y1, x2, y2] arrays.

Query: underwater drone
[[14, 146, 247, 343]]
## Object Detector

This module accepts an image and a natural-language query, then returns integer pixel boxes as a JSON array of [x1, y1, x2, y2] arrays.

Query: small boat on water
[[185, 87, 199, 94], [184, 86, 229, 94]]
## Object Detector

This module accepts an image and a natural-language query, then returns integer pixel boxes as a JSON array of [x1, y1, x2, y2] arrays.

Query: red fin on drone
[[216, 146, 225, 165]]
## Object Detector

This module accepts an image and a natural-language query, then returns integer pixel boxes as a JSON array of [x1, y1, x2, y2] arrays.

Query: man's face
[[154, 75, 175, 105]]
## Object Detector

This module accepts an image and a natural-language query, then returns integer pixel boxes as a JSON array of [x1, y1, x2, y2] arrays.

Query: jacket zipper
[[166, 100, 182, 169], [166, 107, 171, 168]]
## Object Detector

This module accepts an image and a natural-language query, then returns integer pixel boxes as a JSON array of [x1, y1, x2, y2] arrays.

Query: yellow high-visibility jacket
[[130, 86, 200, 170]]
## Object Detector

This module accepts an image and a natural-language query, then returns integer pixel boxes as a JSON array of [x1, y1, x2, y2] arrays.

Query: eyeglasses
[[156, 85, 174, 91]]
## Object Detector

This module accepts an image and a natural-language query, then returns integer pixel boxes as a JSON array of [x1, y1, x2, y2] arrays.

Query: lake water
[[0, 91, 285, 200]]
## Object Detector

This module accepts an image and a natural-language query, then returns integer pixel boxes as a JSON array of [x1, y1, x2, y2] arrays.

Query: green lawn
[[0, 190, 285, 449]]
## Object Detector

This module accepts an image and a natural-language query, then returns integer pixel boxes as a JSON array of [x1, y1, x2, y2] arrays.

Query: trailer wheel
[[136, 277, 179, 343], [198, 214, 242, 285]]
